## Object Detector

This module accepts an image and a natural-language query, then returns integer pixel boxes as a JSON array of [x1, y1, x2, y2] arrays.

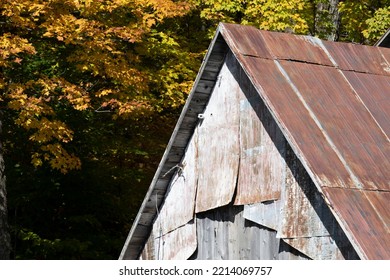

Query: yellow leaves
[[29, 119, 74, 144], [33, 144, 82, 174], [3, 75, 89, 173], [140, 0, 190, 19], [43, 14, 104, 45], [338, 1, 390, 43], [95, 89, 113, 98], [55, 78, 91, 111], [106, 26, 144, 43], [0, 33, 36, 67], [31, 153, 43, 168], [198, 0, 246, 22], [1, 0, 195, 174], [363, 7, 390, 43], [243, 0, 309, 34]]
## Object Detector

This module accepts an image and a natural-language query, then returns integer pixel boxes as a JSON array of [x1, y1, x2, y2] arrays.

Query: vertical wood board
[[234, 92, 285, 204], [153, 131, 198, 235], [243, 200, 282, 231], [283, 237, 345, 260], [195, 51, 240, 213], [192, 205, 309, 260], [278, 146, 333, 238], [153, 222, 197, 260]]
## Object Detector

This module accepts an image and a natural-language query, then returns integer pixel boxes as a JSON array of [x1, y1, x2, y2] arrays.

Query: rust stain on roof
[[322, 40, 390, 75], [121, 23, 390, 260], [259, 30, 334, 66], [219, 23, 390, 259], [321, 187, 390, 259]]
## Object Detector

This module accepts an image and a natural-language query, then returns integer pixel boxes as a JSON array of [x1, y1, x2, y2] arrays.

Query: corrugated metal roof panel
[[153, 222, 197, 260], [153, 131, 198, 235], [219, 23, 390, 259], [193, 205, 309, 260], [234, 59, 284, 205], [342, 71, 390, 136], [278, 147, 331, 238], [280, 60, 390, 190], [283, 237, 349, 260], [379, 47, 390, 64], [322, 41, 390, 76], [259, 30, 334, 66], [234, 95, 285, 204], [243, 201, 281, 231], [239, 56, 354, 188], [321, 187, 390, 259], [220, 23, 272, 59]]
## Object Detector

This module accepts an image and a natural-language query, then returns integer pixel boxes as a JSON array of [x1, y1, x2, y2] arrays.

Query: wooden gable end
[[139, 50, 358, 260]]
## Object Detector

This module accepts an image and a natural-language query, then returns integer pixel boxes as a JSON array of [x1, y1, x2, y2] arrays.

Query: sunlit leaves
[[1, 0, 193, 173], [338, 0, 390, 43], [243, 0, 309, 34], [0, 33, 36, 67], [363, 7, 390, 43]]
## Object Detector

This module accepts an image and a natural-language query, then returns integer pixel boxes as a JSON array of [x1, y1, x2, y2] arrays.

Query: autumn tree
[[1, 0, 389, 259], [1, 0, 198, 172], [191, 0, 390, 42], [1, 0, 204, 258]]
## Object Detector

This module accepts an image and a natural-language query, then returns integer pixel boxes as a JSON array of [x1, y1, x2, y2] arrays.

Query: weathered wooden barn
[[120, 23, 390, 260]]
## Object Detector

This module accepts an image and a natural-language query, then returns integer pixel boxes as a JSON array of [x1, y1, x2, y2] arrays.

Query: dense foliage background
[[0, 0, 389, 259]]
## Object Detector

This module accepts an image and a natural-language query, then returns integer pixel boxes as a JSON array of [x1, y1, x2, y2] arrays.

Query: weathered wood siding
[[195, 52, 240, 213], [191, 205, 309, 260], [234, 60, 285, 205], [139, 50, 358, 260]]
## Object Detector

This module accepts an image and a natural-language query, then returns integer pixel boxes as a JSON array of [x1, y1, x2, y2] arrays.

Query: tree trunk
[[316, 0, 341, 41], [0, 119, 10, 259]]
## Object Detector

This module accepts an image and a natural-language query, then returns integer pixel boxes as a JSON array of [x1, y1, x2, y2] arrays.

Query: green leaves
[[363, 7, 390, 43], [338, 0, 390, 43]]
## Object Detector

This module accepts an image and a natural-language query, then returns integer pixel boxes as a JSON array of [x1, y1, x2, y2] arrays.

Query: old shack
[[120, 23, 390, 260]]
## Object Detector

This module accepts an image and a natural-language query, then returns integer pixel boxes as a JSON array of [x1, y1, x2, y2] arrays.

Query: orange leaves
[[43, 14, 104, 45], [37, 144, 81, 173], [1, 0, 195, 174], [28, 119, 74, 144], [7, 83, 53, 118], [98, 98, 152, 119], [54, 78, 91, 111], [106, 27, 144, 44], [4, 77, 88, 173], [0, 33, 36, 67]]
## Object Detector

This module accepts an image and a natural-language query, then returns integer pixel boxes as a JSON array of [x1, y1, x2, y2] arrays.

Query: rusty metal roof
[[220, 23, 390, 259], [120, 23, 390, 260]]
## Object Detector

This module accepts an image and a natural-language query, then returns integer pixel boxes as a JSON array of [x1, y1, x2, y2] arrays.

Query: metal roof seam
[[363, 192, 390, 233], [320, 187, 368, 259], [272, 59, 364, 190], [334, 69, 390, 144], [340, 68, 390, 77]]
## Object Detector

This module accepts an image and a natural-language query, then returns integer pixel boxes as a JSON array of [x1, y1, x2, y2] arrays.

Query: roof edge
[[119, 24, 229, 259], [375, 28, 390, 48]]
